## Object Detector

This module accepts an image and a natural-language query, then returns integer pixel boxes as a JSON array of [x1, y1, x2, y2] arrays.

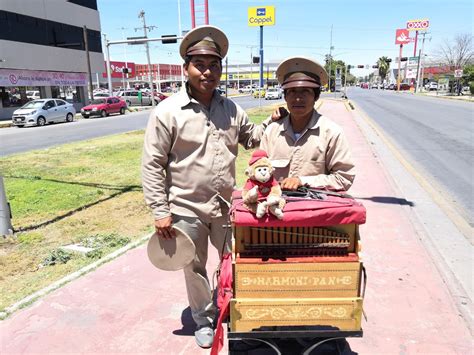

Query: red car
[[151, 91, 169, 102], [81, 97, 127, 118]]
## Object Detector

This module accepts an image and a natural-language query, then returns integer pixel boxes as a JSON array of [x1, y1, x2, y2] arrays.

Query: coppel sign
[[248, 6, 275, 26]]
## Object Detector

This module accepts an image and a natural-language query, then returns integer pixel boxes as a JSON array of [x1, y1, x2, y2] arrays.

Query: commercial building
[[0, 0, 103, 119]]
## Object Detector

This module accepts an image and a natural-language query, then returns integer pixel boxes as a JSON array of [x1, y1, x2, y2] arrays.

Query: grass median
[[0, 105, 277, 315]]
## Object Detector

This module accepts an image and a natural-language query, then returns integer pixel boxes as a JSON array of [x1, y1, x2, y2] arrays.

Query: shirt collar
[[178, 82, 224, 108], [279, 109, 321, 133]]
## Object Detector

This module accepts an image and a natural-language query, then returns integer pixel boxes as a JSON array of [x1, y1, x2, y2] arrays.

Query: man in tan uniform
[[261, 57, 355, 191], [141, 26, 272, 348]]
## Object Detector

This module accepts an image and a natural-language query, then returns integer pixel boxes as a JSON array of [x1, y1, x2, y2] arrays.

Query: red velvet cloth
[[231, 190, 366, 227]]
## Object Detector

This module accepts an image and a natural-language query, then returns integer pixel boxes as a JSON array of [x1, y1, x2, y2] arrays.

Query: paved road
[[0, 95, 285, 157], [348, 87, 474, 228]]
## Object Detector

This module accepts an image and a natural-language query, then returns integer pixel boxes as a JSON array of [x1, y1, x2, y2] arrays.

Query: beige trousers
[[172, 214, 231, 327]]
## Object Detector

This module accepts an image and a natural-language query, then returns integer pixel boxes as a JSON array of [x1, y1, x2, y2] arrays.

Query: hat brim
[[276, 57, 328, 87], [180, 25, 229, 59], [147, 226, 195, 271]]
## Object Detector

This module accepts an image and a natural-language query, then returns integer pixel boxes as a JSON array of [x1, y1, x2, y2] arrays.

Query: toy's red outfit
[[243, 178, 279, 198]]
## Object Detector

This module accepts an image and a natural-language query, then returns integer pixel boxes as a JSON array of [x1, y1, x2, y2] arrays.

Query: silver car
[[12, 99, 76, 127], [115, 90, 156, 106]]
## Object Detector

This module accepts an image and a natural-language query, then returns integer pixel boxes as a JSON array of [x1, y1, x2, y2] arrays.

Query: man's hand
[[154, 216, 176, 240], [270, 107, 288, 121], [280, 177, 302, 191]]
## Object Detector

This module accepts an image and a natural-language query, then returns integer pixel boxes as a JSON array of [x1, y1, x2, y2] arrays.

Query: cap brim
[[276, 57, 328, 87], [147, 226, 195, 271], [179, 25, 229, 59]]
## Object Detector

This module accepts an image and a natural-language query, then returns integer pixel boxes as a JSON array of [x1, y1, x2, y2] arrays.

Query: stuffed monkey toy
[[241, 150, 286, 219]]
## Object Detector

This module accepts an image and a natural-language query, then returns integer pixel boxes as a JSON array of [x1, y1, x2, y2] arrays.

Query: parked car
[[93, 92, 110, 99], [253, 88, 266, 98], [396, 83, 411, 91], [424, 82, 438, 91], [115, 90, 156, 106], [26, 90, 40, 100], [12, 99, 76, 127], [265, 87, 282, 100], [152, 91, 169, 101], [80, 97, 127, 118]]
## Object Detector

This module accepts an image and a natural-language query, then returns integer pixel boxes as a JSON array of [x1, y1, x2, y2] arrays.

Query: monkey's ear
[[245, 167, 252, 177]]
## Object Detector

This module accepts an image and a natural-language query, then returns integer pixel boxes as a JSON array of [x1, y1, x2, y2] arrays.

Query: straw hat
[[147, 226, 195, 271]]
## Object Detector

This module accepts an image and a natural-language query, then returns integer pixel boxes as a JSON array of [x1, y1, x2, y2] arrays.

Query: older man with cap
[[262, 57, 355, 191], [141, 25, 274, 349]]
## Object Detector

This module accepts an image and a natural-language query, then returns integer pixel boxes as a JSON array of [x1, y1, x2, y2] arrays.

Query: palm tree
[[377, 56, 391, 83]]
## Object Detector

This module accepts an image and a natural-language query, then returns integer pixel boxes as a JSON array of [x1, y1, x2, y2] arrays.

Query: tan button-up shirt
[[260, 110, 355, 191], [142, 88, 269, 222]]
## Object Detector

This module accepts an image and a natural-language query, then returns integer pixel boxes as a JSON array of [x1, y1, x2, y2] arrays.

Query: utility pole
[[137, 10, 156, 108], [328, 24, 333, 92], [119, 27, 130, 89], [103, 33, 113, 94], [0, 176, 13, 237], [415, 32, 429, 93], [177, 0, 185, 88], [83, 26, 94, 102]]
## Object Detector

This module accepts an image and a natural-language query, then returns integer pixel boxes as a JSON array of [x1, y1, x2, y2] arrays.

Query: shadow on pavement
[[355, 195, 414, 206], [172, 306, 196, 336]]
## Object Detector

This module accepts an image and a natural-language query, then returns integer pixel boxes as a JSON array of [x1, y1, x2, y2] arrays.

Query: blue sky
[[98, 0, 473, 77]]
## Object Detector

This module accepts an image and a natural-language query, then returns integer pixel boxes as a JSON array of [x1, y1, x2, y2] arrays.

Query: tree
[[435, 33, 473, 69], [377, 56, 391, 83]]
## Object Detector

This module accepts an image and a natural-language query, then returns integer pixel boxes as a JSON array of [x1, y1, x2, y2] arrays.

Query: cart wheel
[[300, 337, 352, 355]]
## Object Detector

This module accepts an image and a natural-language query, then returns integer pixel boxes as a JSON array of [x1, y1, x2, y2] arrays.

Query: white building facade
[[0, 0, 103, 119]]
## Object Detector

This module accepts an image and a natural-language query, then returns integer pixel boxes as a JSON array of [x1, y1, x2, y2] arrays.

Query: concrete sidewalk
[[0, 99, 471, 354]]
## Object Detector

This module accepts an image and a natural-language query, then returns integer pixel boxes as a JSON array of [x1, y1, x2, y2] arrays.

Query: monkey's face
[[253, 165, 272, 183]]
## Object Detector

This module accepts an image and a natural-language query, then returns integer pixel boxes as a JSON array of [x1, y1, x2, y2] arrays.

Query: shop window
[[0, 86, 29, 107]]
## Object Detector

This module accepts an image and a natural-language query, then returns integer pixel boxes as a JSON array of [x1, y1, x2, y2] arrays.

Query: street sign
[[406, 19, 430, 31], [395, 29, 411, 45], [454, 69, 463, 78], [127, 36, 147, 45], [248, 6, 275, 26], [407, 56, 419, 68]]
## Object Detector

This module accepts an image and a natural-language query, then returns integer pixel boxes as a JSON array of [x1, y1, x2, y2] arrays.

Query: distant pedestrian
[[142, 25, 276, 349]]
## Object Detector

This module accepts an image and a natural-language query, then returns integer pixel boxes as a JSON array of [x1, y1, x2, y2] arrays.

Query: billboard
[[0, 68, 87, 87], [248, 6, 275, 26], [406, 19, 430, 31], [103, 61, 136, 78], [395, 29, 411, 45]]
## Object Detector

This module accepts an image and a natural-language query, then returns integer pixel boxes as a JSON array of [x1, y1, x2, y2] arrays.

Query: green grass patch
[[0, 106, 275, 313]]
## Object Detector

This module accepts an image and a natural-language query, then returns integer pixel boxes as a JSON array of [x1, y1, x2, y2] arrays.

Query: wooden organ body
[[229, 192, 366, 334]]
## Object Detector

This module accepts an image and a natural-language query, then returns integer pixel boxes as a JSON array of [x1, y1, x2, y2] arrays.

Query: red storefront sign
[[103, 61, 136, 78], [395, 29, 411, 45]]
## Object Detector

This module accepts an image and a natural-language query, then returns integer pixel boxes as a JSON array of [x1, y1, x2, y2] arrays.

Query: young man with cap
[[262, 57, 355, 191], [141, 25, 273, 349]]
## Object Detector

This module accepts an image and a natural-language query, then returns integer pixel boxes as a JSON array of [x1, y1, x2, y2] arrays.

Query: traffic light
[[122, 68, 129, 74], [372, 65, 379, 69], [400, 57, 408, 62], [252, 56, 260, 64], [357, 65, 364, 68], [347, 65, 352, 69], [387, 58, 392, 63], [161, 35, 177, 44]]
